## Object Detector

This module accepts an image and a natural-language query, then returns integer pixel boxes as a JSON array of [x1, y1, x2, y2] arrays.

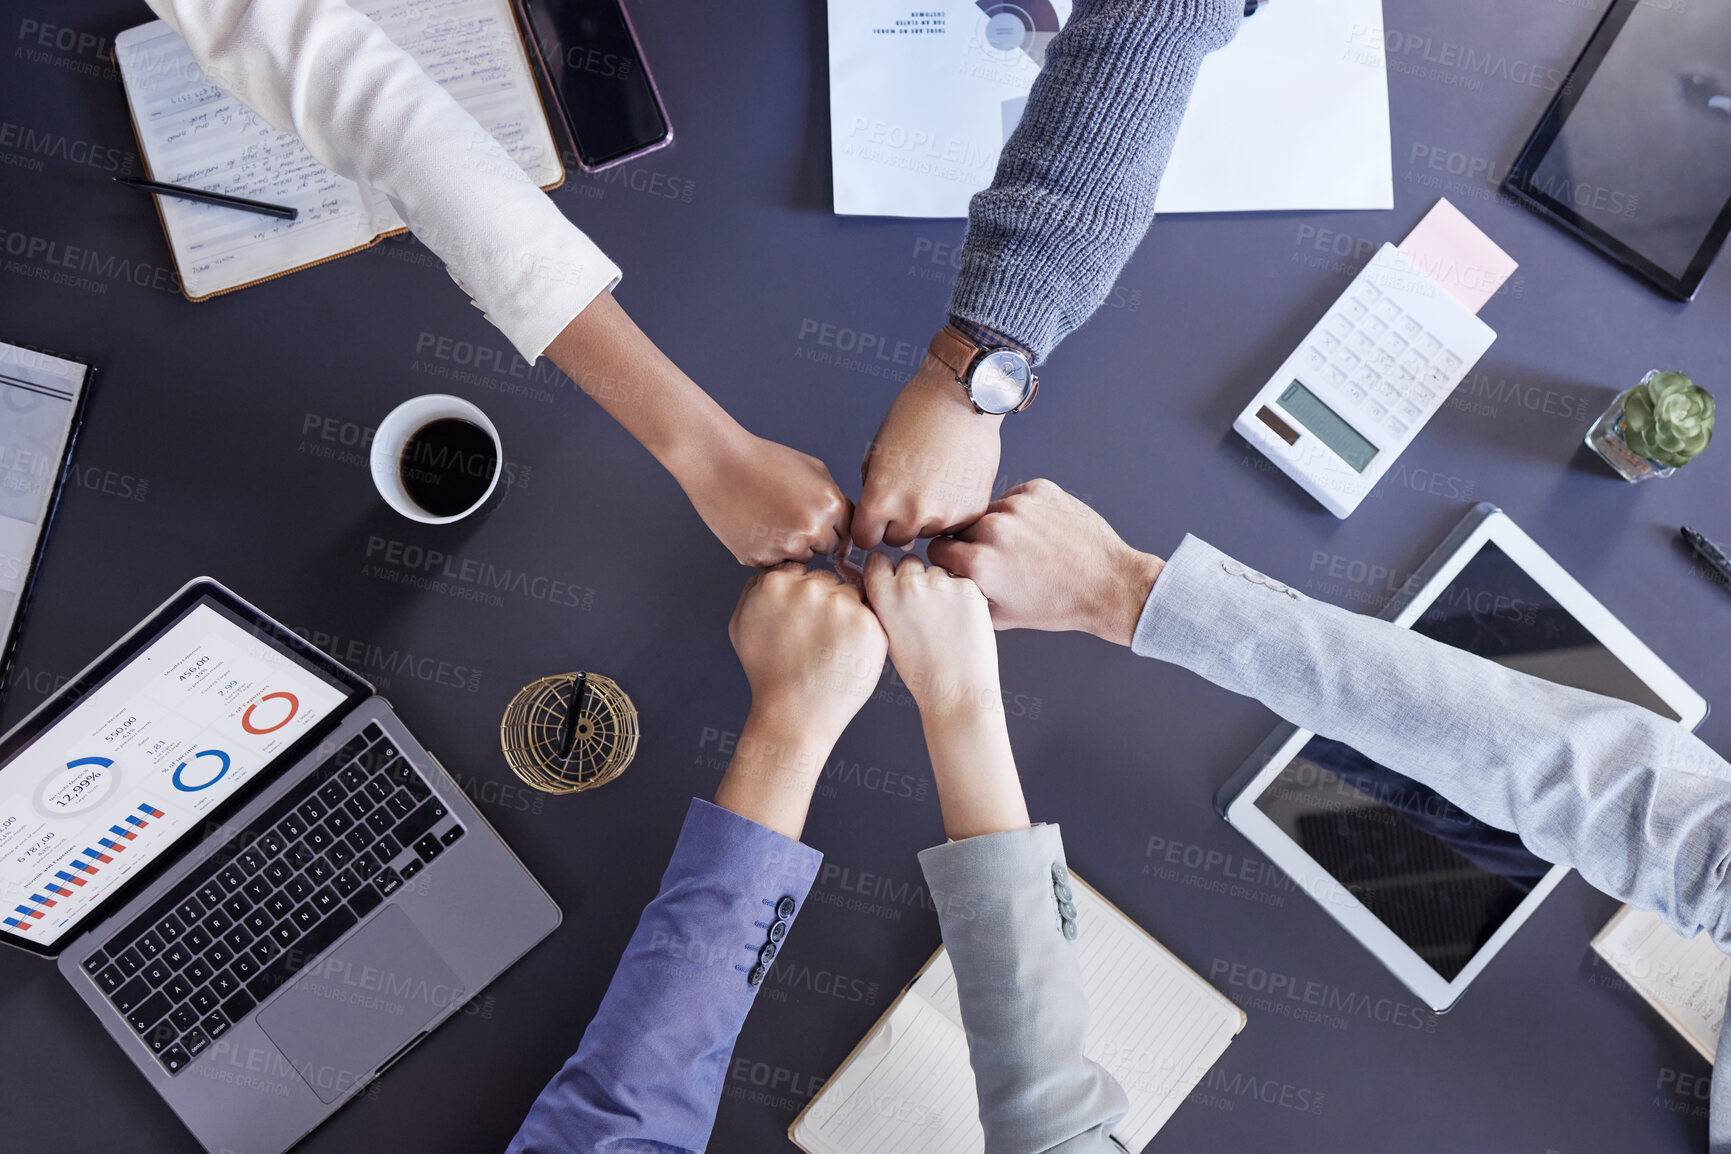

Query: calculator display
[[1278, 381, 1378, 473]]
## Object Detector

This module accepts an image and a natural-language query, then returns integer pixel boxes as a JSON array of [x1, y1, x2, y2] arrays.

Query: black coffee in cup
[[399, 418, 500, 517]]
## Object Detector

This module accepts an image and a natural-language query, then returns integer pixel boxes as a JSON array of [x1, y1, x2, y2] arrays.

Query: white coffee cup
[[370, 394, 503, 524]]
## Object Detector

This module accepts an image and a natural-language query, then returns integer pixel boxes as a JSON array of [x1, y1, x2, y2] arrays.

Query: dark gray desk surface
[[3, 2, 1729, 1151]]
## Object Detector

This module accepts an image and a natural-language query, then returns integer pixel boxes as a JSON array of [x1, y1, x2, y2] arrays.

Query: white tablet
[[1216, 503, 1709, 1012]]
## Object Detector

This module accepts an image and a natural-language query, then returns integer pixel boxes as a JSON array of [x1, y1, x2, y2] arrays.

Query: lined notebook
[[790, 875, 1245, 1154], [1593, 905, 1731, 1063], [113, 0, 563, 301]]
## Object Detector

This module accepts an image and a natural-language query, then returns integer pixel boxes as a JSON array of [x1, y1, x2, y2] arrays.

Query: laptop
[[0, 578, 560, 1153]]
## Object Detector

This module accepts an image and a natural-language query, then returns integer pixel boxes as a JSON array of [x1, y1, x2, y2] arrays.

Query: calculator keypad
[[1287, 259, 1493, 448]]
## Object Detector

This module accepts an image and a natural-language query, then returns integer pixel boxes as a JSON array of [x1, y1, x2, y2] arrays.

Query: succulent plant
[[1622, 371, 1714, 468]]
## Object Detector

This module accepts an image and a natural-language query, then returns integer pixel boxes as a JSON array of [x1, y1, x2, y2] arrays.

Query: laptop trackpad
[[257, 906, 461, 1104]]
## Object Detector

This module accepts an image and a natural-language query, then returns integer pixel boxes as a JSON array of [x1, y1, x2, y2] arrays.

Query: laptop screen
[[0, 597, 353, 948]]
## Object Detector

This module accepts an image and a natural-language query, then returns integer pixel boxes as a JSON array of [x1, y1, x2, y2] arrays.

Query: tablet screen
[[1525, 2, 1731, 282], [1252, 541, 1678, 980]]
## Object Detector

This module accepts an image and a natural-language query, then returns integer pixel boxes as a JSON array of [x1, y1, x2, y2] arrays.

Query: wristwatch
[[927, 325, 1039, 415]]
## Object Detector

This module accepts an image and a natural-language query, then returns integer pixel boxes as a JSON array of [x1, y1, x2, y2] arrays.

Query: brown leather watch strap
[[927, 325, 980, 378]]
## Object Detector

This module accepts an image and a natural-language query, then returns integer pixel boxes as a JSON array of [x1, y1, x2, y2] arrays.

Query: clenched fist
[[684, 432, 854, 566], [927, 479, 1164, 645], [853, 356, 1002, 549], [716, 563, 888, 837], [861, 553, 1028, 839], [862, 552, 1000, 721]]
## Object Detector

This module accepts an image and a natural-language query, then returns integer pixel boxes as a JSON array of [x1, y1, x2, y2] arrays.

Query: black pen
[[558, 672, 590, 761], [113, 176, 298, 222], [1682, 526, 1731, 590]]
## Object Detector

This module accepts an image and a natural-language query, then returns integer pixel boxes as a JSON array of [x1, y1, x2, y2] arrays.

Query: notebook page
[[1593, 905, 1731, 1063], [792, 992, 987, 1154], [115, 21, 375, 300], [367, 0, 564, 188], [912, 876, 1242, 1150], [116, 0, 560, 299]]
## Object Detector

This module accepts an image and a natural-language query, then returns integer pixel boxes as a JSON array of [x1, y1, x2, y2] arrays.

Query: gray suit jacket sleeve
[[1131, 533, 1731, 1151], [918, 825, 1128, 1153]]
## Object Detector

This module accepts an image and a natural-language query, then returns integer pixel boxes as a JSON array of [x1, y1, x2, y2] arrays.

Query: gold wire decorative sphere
[[500, 672, 638, 794]]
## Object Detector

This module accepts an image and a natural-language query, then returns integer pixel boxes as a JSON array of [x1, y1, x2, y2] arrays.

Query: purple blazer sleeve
[[506, 799, 822, 1153]]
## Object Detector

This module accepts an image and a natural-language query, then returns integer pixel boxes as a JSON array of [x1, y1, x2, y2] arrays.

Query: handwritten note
[[115, 0, 560, 299], [1593, 904, 1731, 1063]]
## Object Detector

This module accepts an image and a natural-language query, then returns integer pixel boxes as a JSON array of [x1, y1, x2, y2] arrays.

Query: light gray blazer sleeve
[[1131, 533, 1731, 1151], [918, 825, 1127, 1154]]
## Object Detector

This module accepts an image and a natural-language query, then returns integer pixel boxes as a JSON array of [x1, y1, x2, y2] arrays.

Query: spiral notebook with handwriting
[[113, 0, 563, 302], [1593, 905, 1731, 1063], [790, 875, 1245, 1154]]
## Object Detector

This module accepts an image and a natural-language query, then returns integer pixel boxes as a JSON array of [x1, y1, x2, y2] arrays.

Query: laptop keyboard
[[78, 722, 466, 1076]]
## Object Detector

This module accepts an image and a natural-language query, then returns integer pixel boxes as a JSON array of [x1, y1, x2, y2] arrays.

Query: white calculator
[[1234, 244, 1496, 518]]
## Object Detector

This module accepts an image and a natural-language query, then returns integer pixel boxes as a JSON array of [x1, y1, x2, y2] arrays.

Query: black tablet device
[[1503, 0, 1731, 300], [0, 341, 95, 698]]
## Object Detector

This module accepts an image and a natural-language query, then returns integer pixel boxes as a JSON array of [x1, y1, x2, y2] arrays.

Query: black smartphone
[[519, 0, 672, 172]]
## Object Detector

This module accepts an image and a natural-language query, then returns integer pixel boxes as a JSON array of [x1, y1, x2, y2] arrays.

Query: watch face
[[969, 350, 1032, 414]]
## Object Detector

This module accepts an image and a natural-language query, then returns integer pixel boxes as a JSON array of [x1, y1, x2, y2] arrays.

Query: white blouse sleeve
[[144, 0, 620, 361]]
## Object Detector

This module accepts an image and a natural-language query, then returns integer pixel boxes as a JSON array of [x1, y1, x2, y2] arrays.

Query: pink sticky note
[[1397, 199, 1518, 315]]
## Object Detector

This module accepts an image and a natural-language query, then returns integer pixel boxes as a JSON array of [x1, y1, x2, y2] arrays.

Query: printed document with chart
[[828, 0, 1392, 217], [114, 0, 564, 301]]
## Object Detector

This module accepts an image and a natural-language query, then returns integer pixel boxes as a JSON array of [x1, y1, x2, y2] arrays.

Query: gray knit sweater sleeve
[[948, 0, 1242, 362]]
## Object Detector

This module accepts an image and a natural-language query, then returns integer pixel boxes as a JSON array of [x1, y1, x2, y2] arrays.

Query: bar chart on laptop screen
[[0, 605, 347, 945]]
